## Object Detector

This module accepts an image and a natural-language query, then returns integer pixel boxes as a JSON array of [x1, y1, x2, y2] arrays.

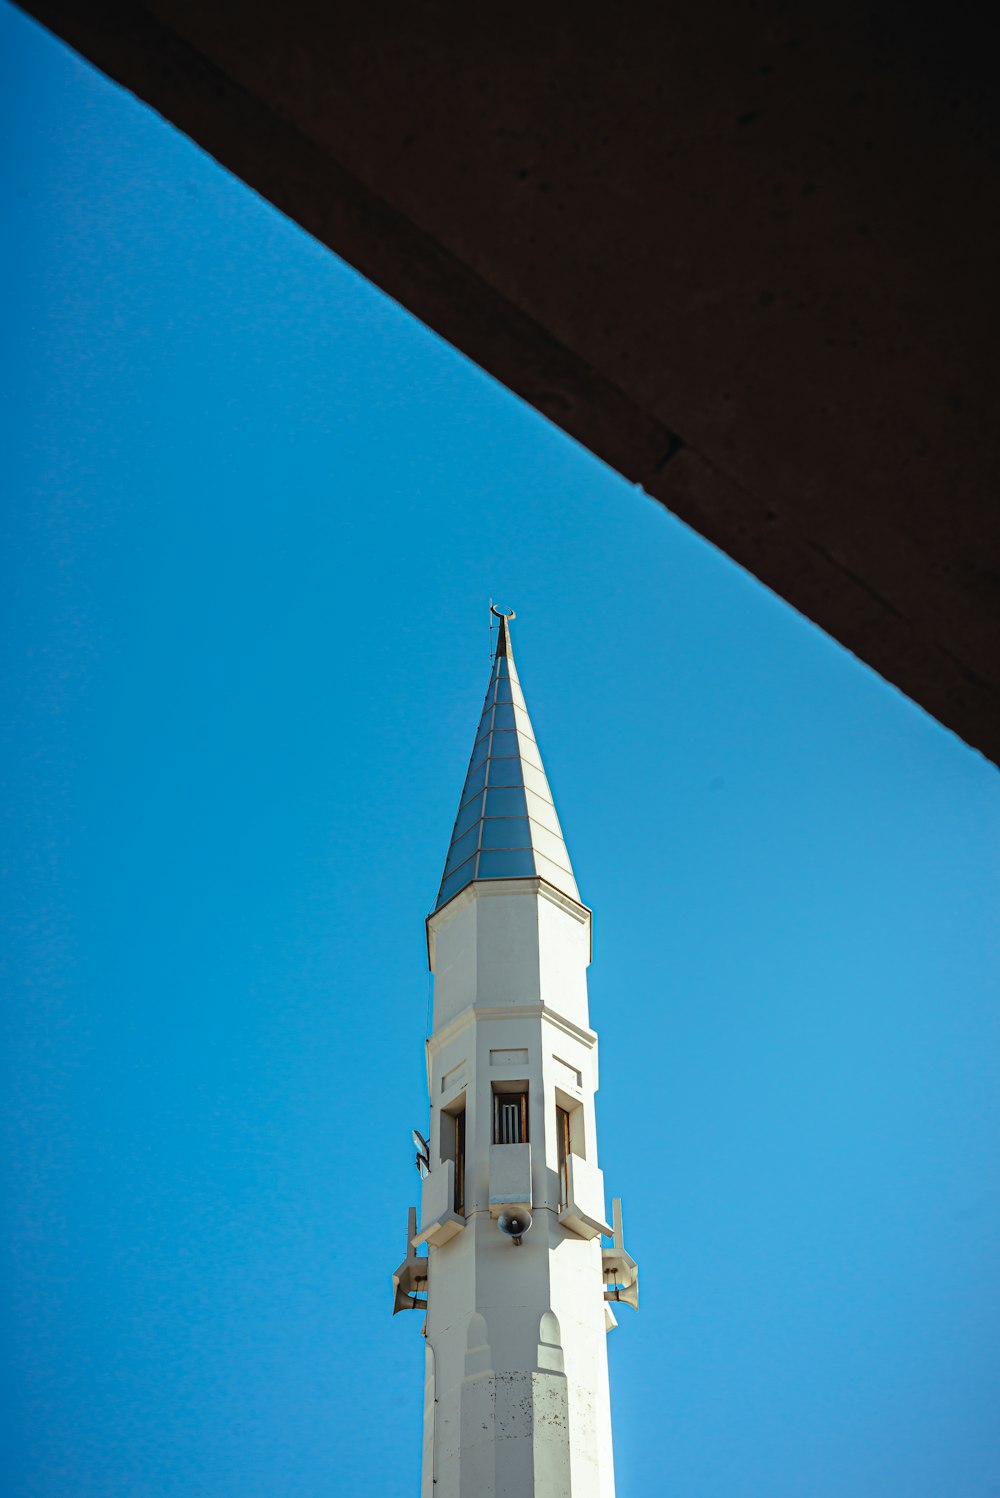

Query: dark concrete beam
[[18, 0, 1000, 761]]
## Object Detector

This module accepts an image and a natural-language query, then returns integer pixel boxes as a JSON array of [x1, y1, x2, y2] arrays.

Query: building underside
[[19, 0, 1000, 762]]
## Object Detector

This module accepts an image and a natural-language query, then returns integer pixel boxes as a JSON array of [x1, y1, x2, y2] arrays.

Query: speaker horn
[[605, 1273, 639, 1311], [393, 1284, 428, 1314], [497, 1208, 533, 1246]]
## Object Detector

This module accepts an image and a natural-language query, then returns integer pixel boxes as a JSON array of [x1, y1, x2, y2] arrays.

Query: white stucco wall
[[419, 879, 617, 1497]]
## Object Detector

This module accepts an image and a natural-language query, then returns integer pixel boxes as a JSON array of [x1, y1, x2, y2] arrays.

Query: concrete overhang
[[18, 0, 1000, 761]]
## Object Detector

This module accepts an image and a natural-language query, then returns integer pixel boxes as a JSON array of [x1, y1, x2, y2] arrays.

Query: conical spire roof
[[435, 613, 580, 911]]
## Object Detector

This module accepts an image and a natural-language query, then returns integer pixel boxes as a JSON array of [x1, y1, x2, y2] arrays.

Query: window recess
[[556, 1096, 586, 1207], [494, 1090, 529, 1145], [557, 1104, 571, 1208], [454, 1109, 466, 1215], [440, 1094, 467, 1217]]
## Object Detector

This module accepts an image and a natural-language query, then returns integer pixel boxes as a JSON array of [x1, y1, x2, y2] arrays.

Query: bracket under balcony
[[488, 1141, 532, 1216], [559, 1153, 613, 1239], [412, 1158, 466, 1249]]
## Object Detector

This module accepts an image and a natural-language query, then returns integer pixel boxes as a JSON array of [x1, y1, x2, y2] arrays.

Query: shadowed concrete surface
[[18, 0, 1000, 761]]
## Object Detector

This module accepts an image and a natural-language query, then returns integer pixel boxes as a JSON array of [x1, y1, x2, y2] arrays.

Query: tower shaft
[[393, 615, 636, 1497]]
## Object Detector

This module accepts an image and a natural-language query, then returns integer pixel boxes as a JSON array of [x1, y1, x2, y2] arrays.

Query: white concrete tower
[[393, 608, 637, 1498]]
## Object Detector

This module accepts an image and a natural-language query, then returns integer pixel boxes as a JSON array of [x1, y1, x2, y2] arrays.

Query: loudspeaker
[[393, 1285, 427, 1314], [497, 1208, 533, 1245], [605, 1274, 639, 1311]]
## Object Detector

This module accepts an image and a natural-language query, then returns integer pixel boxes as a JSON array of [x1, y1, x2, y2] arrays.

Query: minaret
[[393, 608, 637, 1498]]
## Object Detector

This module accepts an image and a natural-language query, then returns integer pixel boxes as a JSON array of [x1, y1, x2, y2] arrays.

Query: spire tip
[[491, 604, 515, 658]]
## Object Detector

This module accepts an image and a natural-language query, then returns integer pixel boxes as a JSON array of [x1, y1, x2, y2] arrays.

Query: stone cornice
[[427, 1000, 598, 1055]]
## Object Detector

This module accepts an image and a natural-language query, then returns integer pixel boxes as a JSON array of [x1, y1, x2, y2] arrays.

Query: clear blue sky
[[2, 6, 998, 1495]]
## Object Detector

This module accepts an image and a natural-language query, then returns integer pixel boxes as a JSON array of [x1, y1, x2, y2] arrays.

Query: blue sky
[[1, 5, 998, 1495]]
